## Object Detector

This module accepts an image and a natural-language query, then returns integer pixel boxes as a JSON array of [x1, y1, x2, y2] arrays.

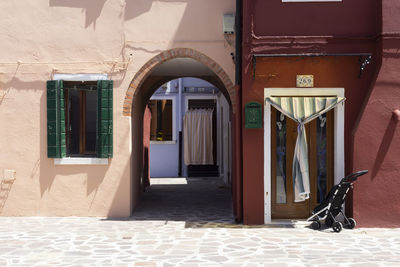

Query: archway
[[123, 48, 236, 116], [124, 48, 240, 220]]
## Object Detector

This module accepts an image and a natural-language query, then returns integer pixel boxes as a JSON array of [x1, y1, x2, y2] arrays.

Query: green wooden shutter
[[47, 80, 66, 158], [97, 80, 113, 158]]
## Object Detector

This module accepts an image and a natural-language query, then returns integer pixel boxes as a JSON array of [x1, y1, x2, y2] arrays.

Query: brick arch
[[123, 48, 236, 116]]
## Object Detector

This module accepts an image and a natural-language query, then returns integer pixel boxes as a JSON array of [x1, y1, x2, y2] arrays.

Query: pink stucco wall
[[0, 0, 235, 216]]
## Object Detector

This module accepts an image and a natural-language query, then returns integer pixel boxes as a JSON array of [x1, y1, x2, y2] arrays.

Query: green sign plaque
[[245, 102, 262, 128]]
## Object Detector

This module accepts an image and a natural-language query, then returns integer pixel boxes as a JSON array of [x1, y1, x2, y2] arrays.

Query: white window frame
[[149, 95, 177, 144], [263, 88, 345, 223], [52, 73, 109, 165], [53, 73, 108, 81]]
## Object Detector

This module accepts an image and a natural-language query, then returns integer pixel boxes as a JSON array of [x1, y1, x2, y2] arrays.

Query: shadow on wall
[[0, 175, 16, 214], [124, 0, 153, 21], [371, 115, 398, 179], [49, 0, 183, 28], [125, 0, 232, 59], [107, 158, 131, 217], [49, 0, 107, 29], [126, 0, 232, 44], [49, 0, 231, 43], [0, 67, 19, 105], [39, 88, 109, 198], [0, 64, 46, 104]]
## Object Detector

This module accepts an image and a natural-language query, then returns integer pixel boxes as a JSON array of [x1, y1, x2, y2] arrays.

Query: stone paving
[[0, 177, 399, 266]]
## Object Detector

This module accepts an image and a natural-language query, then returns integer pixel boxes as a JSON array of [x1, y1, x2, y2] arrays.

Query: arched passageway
[[124, 48, 240, 221]]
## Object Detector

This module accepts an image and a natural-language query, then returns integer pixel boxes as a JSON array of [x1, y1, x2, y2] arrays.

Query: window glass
[[85, 90, 97, 153], [149, 99, 173, 141], [317, 113, 327, 203], [68, 89, 81, 155], [276, 111, 287, 204], [64, 81, 97, 156]]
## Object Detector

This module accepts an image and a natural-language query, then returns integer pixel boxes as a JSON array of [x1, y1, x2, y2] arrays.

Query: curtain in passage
[[266, 96, 345, 202], [183, 109, 214, 165]]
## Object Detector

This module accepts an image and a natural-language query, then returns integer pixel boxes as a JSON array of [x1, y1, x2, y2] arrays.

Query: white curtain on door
[[183, 109, 214, 165], [266, 96, 345, 202]]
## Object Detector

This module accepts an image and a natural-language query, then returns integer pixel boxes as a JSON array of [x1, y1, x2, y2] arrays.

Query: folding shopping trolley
[[307, 170, 368, 233]]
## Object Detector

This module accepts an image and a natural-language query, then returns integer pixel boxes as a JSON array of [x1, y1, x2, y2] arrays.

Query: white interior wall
[[149, 94, 179, 177], [149, 78, 231, 180], [219, 94, 231, 184]]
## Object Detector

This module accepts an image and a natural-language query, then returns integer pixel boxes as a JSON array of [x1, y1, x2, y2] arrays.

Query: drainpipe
[[234, 0, 243, 222], [235, 0, 242, 86], [178, 78, 183, 176], [178, 78, 183, 132]]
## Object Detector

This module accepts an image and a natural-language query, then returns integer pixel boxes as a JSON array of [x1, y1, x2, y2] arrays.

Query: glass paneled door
[[271, 106, 334, 219]]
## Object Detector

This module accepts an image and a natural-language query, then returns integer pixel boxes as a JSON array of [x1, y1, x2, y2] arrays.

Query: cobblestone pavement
[[1, 178, 400, 266]]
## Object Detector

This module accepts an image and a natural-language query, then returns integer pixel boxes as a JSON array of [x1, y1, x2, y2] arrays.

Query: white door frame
[[263, 88, 345, 223], [183, 95, 219, 177]]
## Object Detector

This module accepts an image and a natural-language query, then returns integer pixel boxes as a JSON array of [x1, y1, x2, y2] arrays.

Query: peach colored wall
[[0, 0, 235, 216]]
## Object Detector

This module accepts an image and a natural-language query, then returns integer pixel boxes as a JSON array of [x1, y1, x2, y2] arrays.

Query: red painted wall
[[352, 0, 400, 227], [143, 106, 151, 188], [244, 0, 379, 56], [232, 85, 243, 222], [253, 0, 379, 37], [242, 56, 377, 224], [240, 0, 400, 226], [353, 46, 400, 226]]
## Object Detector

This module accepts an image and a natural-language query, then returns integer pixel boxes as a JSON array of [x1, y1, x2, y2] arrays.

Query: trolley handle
[[342, 170, 368, 183]]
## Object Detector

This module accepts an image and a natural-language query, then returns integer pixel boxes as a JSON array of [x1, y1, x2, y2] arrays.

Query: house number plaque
[[296, 75, 314, 88]]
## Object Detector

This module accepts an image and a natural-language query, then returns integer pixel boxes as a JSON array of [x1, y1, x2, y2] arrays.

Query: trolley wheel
[[311, 221, 321, 230], [347, 218, 356, 229], [332, 222, 343, 233], [325, 217, 333, 228]]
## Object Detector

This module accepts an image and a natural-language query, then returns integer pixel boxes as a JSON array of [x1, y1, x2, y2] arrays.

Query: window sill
[[150, 140, 177, 145], [54, 158, 109, 165]]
